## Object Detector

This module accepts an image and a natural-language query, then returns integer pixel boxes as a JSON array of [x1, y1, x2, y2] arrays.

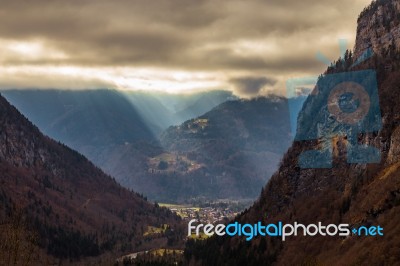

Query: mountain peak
[[354, 0, 400, 58]]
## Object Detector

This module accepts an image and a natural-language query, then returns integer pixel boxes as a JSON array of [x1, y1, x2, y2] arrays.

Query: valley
[[3, 91, 294, 203], [2, 0, 396, 264]]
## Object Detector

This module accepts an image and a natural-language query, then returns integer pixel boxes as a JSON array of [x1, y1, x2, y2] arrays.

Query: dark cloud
[[0, 0, 371, 94], [230, 76, 277, 96], [0, 0, 370, 67]]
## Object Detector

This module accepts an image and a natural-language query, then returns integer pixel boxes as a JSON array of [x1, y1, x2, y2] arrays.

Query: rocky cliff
[[354, 0, 400, 58]]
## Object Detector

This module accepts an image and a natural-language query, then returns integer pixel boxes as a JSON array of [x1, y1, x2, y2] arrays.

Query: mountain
[[185, 0, 400, 264], [156, 97, 292, 201], [0, 93, 183, 264]]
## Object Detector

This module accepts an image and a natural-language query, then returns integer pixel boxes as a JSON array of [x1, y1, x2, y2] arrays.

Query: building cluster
[[170, 206, 238, 224]]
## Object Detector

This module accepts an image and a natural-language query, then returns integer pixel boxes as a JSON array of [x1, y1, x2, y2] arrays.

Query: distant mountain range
[[3, 90, 295, 202], [0, 93, 183, 264]]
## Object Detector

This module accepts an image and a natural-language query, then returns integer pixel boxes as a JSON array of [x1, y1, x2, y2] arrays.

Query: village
[[160, 203, 239, 224]]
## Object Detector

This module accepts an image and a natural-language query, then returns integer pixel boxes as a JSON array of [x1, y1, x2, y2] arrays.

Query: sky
[[0, 0, 372, 97]]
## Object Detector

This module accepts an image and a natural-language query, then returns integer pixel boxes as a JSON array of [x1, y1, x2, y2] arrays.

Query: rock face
[[185, 0, 400, 265], [354, 0, 400, 58]]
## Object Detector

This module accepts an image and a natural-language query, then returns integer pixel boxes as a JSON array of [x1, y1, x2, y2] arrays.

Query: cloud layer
[[0, 0, 372, 96]]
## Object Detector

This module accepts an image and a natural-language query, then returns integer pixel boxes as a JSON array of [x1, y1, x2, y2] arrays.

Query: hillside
[[185, 0, 400, 265], [0, 94, 183, 264], [157, 97, 292, 201]]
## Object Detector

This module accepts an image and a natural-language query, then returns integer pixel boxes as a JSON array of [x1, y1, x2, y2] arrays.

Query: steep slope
[[0, 94, 183, 264], [157, 97, 292, 201], [185, 0, 400, 265]]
